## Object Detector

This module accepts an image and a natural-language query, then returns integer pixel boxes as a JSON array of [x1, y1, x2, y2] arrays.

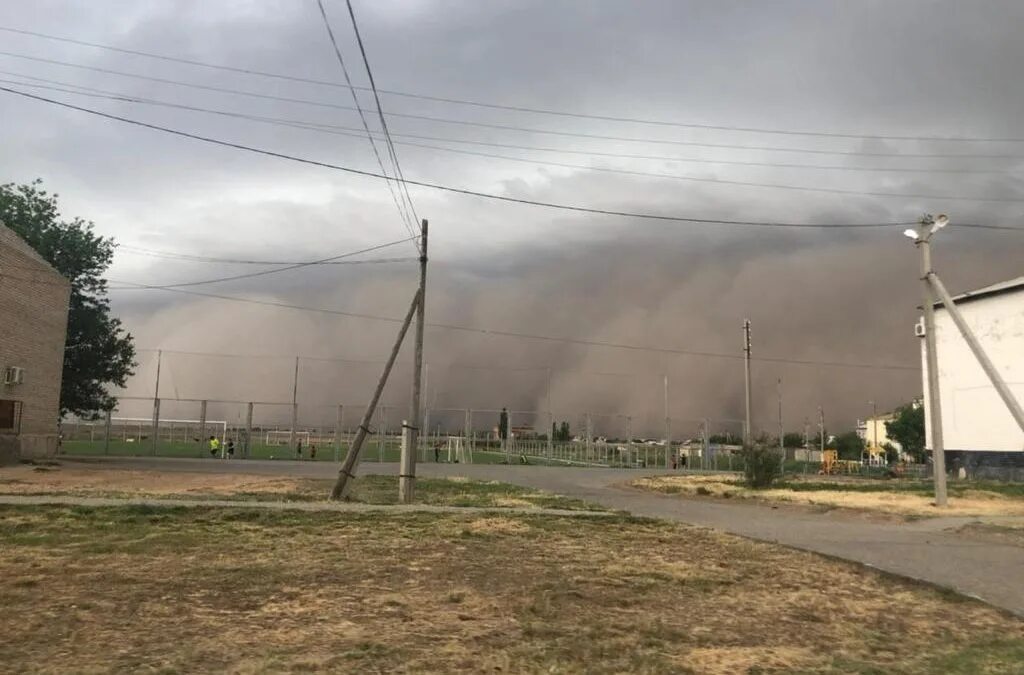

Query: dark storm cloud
[[1, 1, 1022, 431]]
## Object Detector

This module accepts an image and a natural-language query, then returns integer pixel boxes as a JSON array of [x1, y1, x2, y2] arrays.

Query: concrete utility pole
[[151, 349, 162, 455], [818, 407, 825, 457], [743, 319, 752, 446], [909, 215, 948, 506], [331, 288, 422, 500], [290, 356, 299, 454], [400, 219, 428, 504]]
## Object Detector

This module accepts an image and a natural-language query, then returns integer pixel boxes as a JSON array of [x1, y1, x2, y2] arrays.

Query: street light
[[908, 214, 948, 506]]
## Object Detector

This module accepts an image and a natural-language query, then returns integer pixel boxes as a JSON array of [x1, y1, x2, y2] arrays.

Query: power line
[[8, 86, 1024, 228], [114, 236, 417, 289], [117, 243, 416, 265], [312, 0, 418, 246], [11, 86, 964, 230], [3, 24, 1023, 144], [342, 0, 421, 240], [5, 74, 1017, 179], [5, 49, 1024, 161], [108, 280, 919, 372]]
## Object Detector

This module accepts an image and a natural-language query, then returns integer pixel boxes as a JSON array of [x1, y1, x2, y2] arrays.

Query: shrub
[[741, 444, 782, 489]]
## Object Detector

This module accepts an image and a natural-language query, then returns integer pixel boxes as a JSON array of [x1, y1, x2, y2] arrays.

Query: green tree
[[833, 431, 865, 460], [782, 432, 805, 448], [0, 180, 136, 417], [886, 403, 925, 463]]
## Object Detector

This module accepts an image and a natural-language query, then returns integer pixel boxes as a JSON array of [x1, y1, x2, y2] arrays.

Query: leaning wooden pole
[[400, 220, 428, 504], [330, 288, 422, 500]]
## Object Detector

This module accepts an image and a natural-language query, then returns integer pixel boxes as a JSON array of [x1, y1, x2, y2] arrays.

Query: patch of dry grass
[[0, 465, 598, 511], [632, 474, 1024, 518], [1, 505, 1022, 673]]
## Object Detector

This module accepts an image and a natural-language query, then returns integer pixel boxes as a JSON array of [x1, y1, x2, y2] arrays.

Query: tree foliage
[[782, 432, 805, 448], [741, 444, 782, 489], [886, 403, 926, 463], [0, 180, 135, 417], [833, 431, 865, 460], [551, 421, 571, 442]]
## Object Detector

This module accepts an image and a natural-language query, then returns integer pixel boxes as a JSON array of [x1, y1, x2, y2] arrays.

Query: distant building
[[920, 276, 1024, 473], [856, 414, 900, 452], [0, 222, 70, 463]]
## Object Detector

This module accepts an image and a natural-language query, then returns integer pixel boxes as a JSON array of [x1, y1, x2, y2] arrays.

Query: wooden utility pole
[[743, 320, 752, 446], [151, 349, 162, 455], [331, 289, 421, 500], [400, 219, 428, 503]]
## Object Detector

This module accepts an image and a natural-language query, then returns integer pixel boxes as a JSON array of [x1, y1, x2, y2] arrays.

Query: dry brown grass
[[0, 463, 306, 497], [631, 474, 1024, 518], [1, 505, 1022, 673]]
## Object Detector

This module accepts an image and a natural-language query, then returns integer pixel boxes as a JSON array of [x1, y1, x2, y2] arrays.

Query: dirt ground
[[631, 474, 1024, 518], [0, 463, 305, 496], [0, 463, 597, 510], [1, 505, 1022, 674]]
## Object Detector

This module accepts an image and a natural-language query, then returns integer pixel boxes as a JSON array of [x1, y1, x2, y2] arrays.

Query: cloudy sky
[[2, 0, 1022, 435]]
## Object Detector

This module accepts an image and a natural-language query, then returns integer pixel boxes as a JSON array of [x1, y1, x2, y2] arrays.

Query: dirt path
[[31, 456, 1024, 618]]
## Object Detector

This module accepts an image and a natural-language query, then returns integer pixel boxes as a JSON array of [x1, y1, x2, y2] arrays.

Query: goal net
[[263, 430, 312, 447], [108, 417, 227, 444], [446, 436, 473, 464]]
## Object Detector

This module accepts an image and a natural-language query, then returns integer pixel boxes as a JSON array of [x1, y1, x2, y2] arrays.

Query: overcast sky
[[2, 1, 1022, 432]]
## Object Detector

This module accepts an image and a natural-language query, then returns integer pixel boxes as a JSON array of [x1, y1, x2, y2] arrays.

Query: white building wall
[[921, 287, 1024, 452]]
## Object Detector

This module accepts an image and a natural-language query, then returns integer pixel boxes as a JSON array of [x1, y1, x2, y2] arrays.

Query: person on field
[[295, 439, 303, 460], [208, 436, 220, 457], [310, 444, 317, 460], [226, 439, 235, 458]]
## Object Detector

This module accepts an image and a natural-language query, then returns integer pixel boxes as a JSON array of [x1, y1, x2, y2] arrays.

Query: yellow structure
[[860, 414, 898, 457]]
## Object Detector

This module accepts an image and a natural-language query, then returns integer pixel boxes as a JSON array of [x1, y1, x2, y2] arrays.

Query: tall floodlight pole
[[400, 219, 428, 504], [905, 215, 948, 506], [743, 319, 752, 446], [663, 375, 671, 468]]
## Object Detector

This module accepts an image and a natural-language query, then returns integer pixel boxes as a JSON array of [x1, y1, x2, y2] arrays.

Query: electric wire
[[4, 87, 1022, 230], [342, 0, 422, 240], [108, 280, 920, 372], [312, 0, 419, 245], [116, 236, 417, 289], [3, 24, 1022, 143], [3, 73, 1017, 177], [4, 50, 1024, 160]]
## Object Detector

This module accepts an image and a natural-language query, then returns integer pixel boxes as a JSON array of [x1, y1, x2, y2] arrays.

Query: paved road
[[31, 457, 1024, 617]]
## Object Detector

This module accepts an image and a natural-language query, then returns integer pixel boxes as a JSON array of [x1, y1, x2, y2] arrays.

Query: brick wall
[[0, 224, 70, 462]]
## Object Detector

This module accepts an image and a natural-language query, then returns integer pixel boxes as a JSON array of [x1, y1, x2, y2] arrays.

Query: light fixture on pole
[[909, 214, 948, 506]]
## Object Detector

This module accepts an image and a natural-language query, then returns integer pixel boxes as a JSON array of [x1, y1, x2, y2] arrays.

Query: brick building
[[0, 222, 70, 463]]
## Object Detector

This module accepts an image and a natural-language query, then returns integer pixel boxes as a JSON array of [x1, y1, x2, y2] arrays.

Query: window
[[0, 400, 20, 432]]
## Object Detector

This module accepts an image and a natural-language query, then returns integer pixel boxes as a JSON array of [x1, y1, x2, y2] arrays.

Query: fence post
[[335, 404, 344, 463], [198, 400, 208, 458], [245, 402, 254, 459], [104, 408, 112, 455]]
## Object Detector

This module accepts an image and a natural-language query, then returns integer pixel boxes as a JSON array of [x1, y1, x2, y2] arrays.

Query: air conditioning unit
[[914, 320, 925, 338], [3, 366, 24, 385]]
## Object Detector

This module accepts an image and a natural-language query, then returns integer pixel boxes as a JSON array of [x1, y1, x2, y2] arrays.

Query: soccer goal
[[109, 418, 227, 444], [263, 430, 312, 447], [446, 436, 473, 464]]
